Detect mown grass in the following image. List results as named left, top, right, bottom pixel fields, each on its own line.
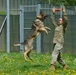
left=0, top=51, right=76, bottom=75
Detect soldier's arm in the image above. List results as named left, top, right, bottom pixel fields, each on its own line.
left=50, top=10, right=58, bottom=27
left=62, top=6, right=68, bottom=33
left=62, top=7, right=67, bottom=23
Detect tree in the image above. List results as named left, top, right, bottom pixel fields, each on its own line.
left=40, top=0, right=76, bottom=6
left=66, top=0, right=76, bottom=6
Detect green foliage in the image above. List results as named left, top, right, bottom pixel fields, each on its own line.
left=0, top=52, right=76, bottom=75
left=66, top=0, right=76, bottom=5
left=40, top=0, right=76, bottom=6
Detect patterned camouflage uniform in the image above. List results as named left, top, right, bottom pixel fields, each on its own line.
left=50, top=10, right=67, bottom=66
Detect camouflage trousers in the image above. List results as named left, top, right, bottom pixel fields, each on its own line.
left=51, top=43, right=65, bottom=66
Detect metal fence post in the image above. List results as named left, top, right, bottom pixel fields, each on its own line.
left=20, top=5, right=24, bottom=52
left=6, top=0, right=10, bottom=53
left=75, top=6, right=76, bottom=15
left=36, top=4, right=41, bottom=53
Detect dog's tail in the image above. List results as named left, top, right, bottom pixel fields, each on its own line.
left=13, top=43, right=21, bottom=46
left=13, top=40, right=26, bottom=47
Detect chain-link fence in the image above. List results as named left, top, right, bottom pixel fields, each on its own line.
left=0, top=0, right=76, bottom=54
left=18, top=5, right=76, bottom=54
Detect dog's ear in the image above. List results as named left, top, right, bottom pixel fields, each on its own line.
left=40, top=11, right=48, bottom=18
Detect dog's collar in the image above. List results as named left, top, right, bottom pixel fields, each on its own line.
left=36, top=17, right=44, bottom=22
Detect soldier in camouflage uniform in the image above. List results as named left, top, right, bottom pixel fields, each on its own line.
left=50, top=6, right=68, bottom=70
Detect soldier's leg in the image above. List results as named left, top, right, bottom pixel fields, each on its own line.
left=57, top=51, right=67, bottom=70
left=50, top=43, right=64, bottom=70
left=50, top=43, right=60, bottom=70
left=51, top=45, right=60, bottom=65
left=57, top=51, right=65, bottom=65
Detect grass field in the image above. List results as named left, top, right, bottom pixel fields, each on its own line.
left=0, top=51, right=76, bottom=75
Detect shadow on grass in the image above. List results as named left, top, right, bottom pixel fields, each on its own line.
left=24, top=64, right=45, bottom=68
left=17, top=64, right=46, bottom=71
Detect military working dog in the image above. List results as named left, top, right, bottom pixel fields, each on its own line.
left=13, top=11, right=51, bottom=61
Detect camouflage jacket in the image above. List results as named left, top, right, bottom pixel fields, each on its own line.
left=50, top=11, right=67, bottom=44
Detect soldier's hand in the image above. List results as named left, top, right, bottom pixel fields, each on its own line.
left=62, top=6, right=66, bottom=12
left=52, top=8, right=56, bottom=13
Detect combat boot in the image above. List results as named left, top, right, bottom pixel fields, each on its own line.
left=49, top=64, right=55, bottom=71
left=63, top=65, right=68, bottom=70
